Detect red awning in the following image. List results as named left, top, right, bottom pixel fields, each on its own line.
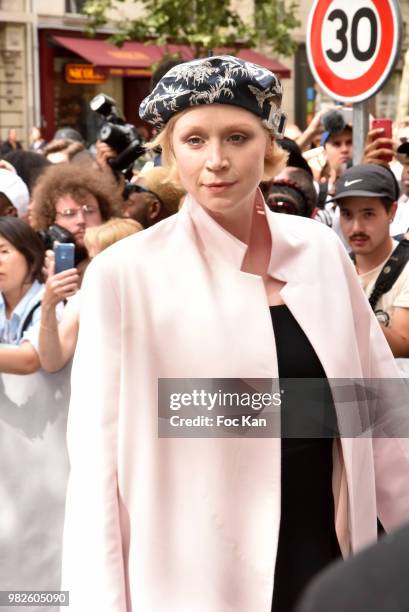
left=53, top=36, right=291, bottom=79
left=53, top=36, right=162, bottom=76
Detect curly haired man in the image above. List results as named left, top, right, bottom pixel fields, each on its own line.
left=30, top=162, right=123, bottom=249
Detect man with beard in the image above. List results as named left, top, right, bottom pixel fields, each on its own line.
left=335, top=164, right=409, bottom=360
left=30, top=162, right=122, bottom=250
left=29, top=162, right=123, bottom=278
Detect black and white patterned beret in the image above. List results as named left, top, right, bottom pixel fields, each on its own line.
left=139, top=55, right=286, bottom=137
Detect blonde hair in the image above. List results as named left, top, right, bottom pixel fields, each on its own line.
left=146, top=110, right=288, bottom=184
left=138, top=166, right=185, bottom=215
left=84, top=217, right=143, bottom=255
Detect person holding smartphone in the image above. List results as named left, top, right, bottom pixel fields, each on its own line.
left=363, top=120, right=396, bottom=167
left=35, top=218, right=142, bottom=373
left=29, top=161, right=123, bottom=279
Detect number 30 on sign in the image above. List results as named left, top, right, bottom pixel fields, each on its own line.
left=306, top=0, right=402, bottom=103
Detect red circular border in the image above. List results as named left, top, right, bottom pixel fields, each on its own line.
left=309, top=0, right=395, bottom=98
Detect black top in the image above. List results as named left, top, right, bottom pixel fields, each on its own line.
left=270, top=305, right=341, bottom=612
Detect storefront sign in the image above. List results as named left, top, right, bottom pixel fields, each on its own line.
left=65, top=64, right=107, bottom=85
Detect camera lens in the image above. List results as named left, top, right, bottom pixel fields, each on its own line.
left=100, top=124, right=113, bottom=140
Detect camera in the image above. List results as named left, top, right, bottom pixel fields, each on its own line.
left=37, top=224, right=87, bottom=266
left=90, top=94, right=146, bottom=176
left=37, top=224, right=75, bottom=251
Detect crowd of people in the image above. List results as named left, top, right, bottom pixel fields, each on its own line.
left=2, top=106, right=408, bottom=380
left=0, top=115, right=187, bottom=375
left=1, top=54, right=409, bottom=612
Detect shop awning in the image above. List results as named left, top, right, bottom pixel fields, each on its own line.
left=53, top=35, right=291, bottom=78
left=53, top=36, right=162, bottom=76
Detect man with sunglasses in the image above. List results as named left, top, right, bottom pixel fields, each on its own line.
left=123, top=167, right=185, bottom=228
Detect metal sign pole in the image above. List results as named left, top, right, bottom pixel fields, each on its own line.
left=353, top=101, right=369, bottom=166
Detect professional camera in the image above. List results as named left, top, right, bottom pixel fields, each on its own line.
left=37, top=224, right=75, bottom=251
left=37, top=224, right=87, bottom=266
left=90, top=93, right=146, bottom=177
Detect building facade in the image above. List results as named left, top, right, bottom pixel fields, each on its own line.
left=0, top=0, right=35, bottom=146
left=1, top=0, right=409, bottom=146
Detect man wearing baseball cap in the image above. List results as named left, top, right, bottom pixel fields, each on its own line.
left=334, top=163, right=409, bottom=363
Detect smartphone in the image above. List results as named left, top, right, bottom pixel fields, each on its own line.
left=371, top=118, right=393, bottom=161
left=54, top=243, right=75, bottom=274
left=372, top=118, right=393, bottom=139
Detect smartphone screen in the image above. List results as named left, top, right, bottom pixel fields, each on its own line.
left=54, top=243, right=75, bottom=274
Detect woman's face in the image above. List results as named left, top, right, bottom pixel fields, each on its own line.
left=172, top=105, right=271, bottom=218
left=0, top=236, right=30, bottom=295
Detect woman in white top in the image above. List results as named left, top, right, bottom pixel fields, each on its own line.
left=0, top=217, right=44, bottom=374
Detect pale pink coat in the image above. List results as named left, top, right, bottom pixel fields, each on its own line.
left=62, top=194, right=409, bottom=612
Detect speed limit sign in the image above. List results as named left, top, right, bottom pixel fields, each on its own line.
left=306, top=0, right=402, bottom=103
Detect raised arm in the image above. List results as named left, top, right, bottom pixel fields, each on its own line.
left=38, top=252, right=80, bottom=372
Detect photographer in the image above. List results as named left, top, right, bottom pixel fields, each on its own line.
left=29, top=162, right=123, bottom=275
left=91, top=94, right=146, bottom=181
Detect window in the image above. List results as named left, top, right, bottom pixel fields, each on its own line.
left=65, top=0, right=87, bottom=14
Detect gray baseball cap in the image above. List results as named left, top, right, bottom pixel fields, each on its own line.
left=330, top=164, right=399, bottom=203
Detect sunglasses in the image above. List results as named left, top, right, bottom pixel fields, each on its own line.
left=123, top=183, right=164, bottom=207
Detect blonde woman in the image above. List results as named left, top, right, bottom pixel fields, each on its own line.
left=36, top=218, right=142, bottom=372
left=62, top=56, right=409, bottom=612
